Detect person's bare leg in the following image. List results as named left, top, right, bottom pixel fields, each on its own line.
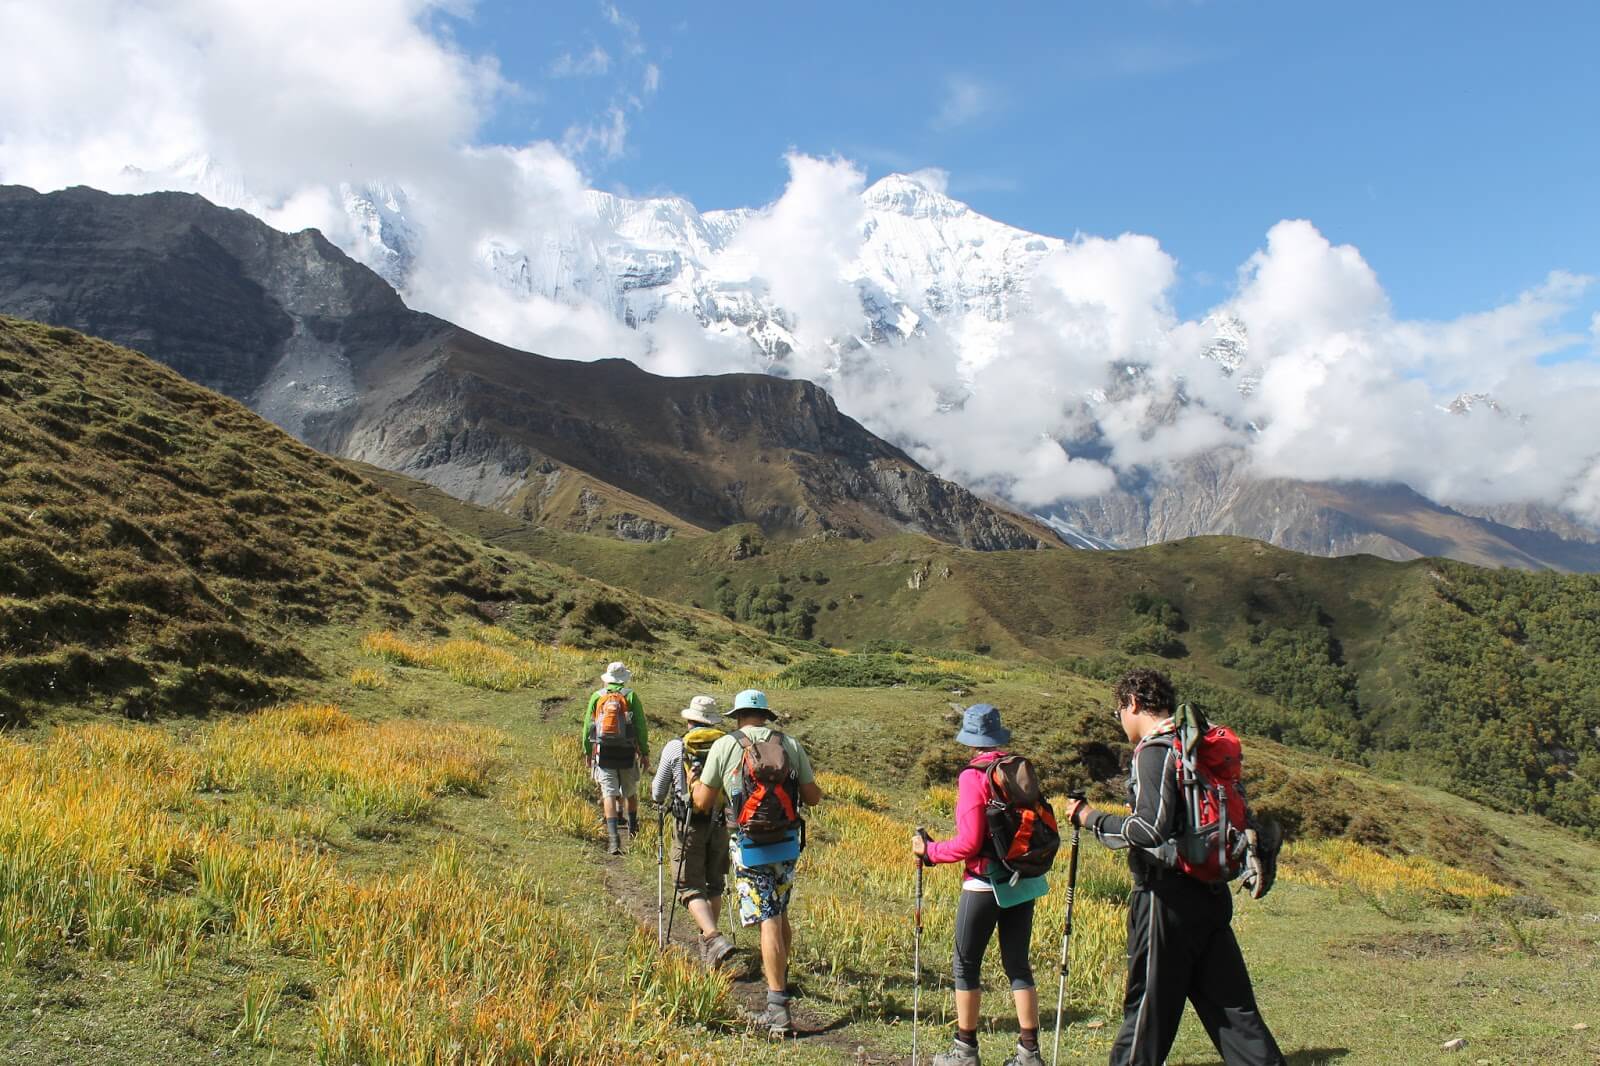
left=955, top=988, right=981, bottom=1031
left=686, top=898, right=718, bottom=938
left=601, top=794, right=617, bottom=820
left=760, top=917, right=788, bottom=992
left=1012, top=985, right=1039, bottom=1030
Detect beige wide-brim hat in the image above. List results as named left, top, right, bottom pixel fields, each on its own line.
left=680, top=695, right=722, bottom=727
left=601, top=661, right=631, bottom=684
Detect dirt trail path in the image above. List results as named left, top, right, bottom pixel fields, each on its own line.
left=552, top=681, right=899, bottom=1062
left=597, top=842, right=896, bottom=1062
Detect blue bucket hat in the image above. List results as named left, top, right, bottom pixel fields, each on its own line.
left=732, top=689, right=776, bottom=719
left=953, top=703, right=1011, bottom=748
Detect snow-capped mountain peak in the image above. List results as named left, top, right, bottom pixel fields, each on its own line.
left=862, top=172, right=969, bottom=219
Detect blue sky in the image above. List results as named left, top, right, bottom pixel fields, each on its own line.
left=452, top=0, right=1597, bottom=326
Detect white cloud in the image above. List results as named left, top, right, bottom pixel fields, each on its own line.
left=643, top=63, right=661, bottom=94
left=933, top=75, right=996, bottom=130
left=551, top=46, right=611, bottom=78
left=562, top=107, right=628, bottom=162
left=720, top=154, right=867, bottom=364
left=601, top=1, right=645, bottom=56
left=0, top=0, right=504, bottom=201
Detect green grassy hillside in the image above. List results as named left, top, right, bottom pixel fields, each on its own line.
left=362, top=470, right=1600, bottom=838
left=4, top=318, right=1599, bottom=1063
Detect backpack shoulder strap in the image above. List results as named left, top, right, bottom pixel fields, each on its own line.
left=1134, top=729, right=1176, bottom=756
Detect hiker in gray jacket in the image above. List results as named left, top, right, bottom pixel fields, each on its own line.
left=651, top=695, right=736, bottom=967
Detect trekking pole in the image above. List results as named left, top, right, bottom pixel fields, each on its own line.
left=656, top=804, right=667, bottom=949
left=664, top=806, right=691, bottom=945
left=1052, top=793, right=1085, bottom=1066
left=912, top=826, right=929, bottom=1066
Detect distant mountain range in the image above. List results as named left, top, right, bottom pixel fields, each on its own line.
left=2, top=179, right=1596, bottom=570
left=0, top=184, right=1051, bottom=552
left=325, top=167, right=1600, bottom=571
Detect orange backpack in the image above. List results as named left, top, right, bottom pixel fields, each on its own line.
left=592, top=689, right=636, bottom=768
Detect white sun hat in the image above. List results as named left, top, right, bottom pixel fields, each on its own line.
left=602, top=661, right=631, bottom=684
left=680, top=695, right=722, bottom=727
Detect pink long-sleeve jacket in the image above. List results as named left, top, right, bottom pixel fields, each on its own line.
left=924, top=750, right=1003, bottom=882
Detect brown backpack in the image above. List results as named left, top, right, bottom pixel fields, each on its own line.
left=973, top=754, right=1061, bottom=882
left=733, top=730, right=802, bottom=843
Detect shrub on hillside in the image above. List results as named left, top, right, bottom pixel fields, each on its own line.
left=776, top=653, right=971, bottom=690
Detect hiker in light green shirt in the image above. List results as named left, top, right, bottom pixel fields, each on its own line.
left=692, top=689, right=821, bottom=1037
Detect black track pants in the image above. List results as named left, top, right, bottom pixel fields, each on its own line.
left=1109, top=877, right=1284, bottom=1066
left=952, top=887, right=1035, bottom=991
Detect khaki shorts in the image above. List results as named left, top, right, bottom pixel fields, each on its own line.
left=670, top=817, right=730, bottom=904
left=591, top=764, right=640, bottom=800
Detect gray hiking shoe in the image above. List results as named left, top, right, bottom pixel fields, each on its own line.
left=932, top=1038, right=981, bottom=1066
left=1002, top=1044, right=1044, bottom=1066
left=751, top=1001, right=791, bottom=1037
left=606, top=830, right=622, bottom=855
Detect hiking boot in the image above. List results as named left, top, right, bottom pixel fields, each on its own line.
left=699, top=932, right=736, bottom=969
left=606, top=829, right=622, bottom=855
left=751, top=1001, right=791, bottom=1037
left=627, top=812, right=639, bottom=836
left=932, top=1038, right=981, bottom=1066
left=1002, top=1044, right=1044, bottom=1066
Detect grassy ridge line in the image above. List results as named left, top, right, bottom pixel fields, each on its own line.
left=0, top=316, right=811, bottom=727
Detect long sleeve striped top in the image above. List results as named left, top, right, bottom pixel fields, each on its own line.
left=651, top=738, right=685, bottom=806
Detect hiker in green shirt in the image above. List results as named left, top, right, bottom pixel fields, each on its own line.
left=583, top=661, right=648, bottom=855
left=692, top=689, right=822, bottom=1037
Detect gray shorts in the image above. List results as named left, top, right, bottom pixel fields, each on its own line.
left=591, top=763, right=640, bottom=800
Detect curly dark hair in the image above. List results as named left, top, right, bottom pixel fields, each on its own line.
left=1114, top=667, right=1176, bottom=715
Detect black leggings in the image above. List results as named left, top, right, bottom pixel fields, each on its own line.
left=952, top=888, right=1036, bottom=991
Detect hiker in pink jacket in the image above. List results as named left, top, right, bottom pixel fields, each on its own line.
left=911, top=704, right=1043, bottom=1066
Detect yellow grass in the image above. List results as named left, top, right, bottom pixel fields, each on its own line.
left=198, top=703, right=500, bottom=821
left=709, top=666, right=790, bottom=692
left=515, top=738, right=602, bottom=841
left=348, top=667, right=387, bottom=690
left=0, top=712, right=728, bottom=1063
left=1281, top=837, right=1510, bottom=903
left=815, top=771, right=889, bottom=810
left=361, top=630, right=545, bottom=690
left=793, top=777, right=1130, bottom=1022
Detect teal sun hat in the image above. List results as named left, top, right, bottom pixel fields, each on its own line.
left=953, top=703, right=1011, bottom=747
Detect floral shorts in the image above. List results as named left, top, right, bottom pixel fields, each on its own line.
left=732, top=859, right=798, bottom=928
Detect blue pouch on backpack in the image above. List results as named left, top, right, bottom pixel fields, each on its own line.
left=734, top=832, right=800, bottom=866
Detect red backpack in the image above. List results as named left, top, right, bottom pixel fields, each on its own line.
left=1138, top=703, right=1250, bottom=883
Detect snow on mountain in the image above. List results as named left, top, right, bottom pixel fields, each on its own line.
left=334, top=171, right=1064, bottom=371
left=340, top=181, right=416, bottom=290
